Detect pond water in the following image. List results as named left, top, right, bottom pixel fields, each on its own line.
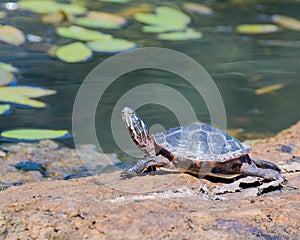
left=0, top=0, right=300, bottom=159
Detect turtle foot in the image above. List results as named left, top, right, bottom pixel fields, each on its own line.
left=261, top=170, right=288, bottom=185
left=241, top=163, right=288, bottom=184
left=120, top=169, right=138, bottom=179
left=275, top=173, right=288, bottom=185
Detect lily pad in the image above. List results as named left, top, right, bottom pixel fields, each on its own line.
left=143, top=23, right=186, bottom=33
left=0, top=129, right=70, bottom=141
left=117, top=4, right=153, bottom=18
left=19, top=0, right=59, bottom=14
left=0, top=25, right=25, bottom=46
left=0, top=86, right=56, bottom=108
left=236, top=24, right=279, bottom=34
left=135, top=7, right=190, bottom=26
left=0, top=62, right=19, bottom=73
left=58, top=4, right=87, bottom=15
left=182, top=2, right=213, bottom=15
left=54, top=42, right=93, bottom=63
left=19, top=1, right=87, bottom=15
left=272, top=15, right=300, bottom=32
left=0, top=104, right=11, bottom=115
left=134, top=13, right=169, bottom=26
left=57, top=26, right=112, bottom=41
left=0, top=11, right=6, bottom=19
left=157, top=29, right=202, bottom=41
left=156, top=6, right=191, bottom=25
left=87, top=38, right=137, bottom=53
left=74, top=11, right=127, bottom=29
left=0, top=68, right=14, bottom=86
left=42, top=11, right=68, bottom=24
left=98, top=0, right=131, bottom=3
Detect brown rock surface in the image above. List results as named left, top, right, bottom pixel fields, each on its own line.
left=0, top=141, right=121, bottom=187
left=1, top=121, right=300, bottom=239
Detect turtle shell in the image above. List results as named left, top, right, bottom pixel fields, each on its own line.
left=153, top=124, right=251, bottom=162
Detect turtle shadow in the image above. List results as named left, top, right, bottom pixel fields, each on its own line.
left=144, top=169, right=243, bottom=184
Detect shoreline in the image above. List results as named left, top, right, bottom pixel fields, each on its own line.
left=0, top=121, right=300, bottom=239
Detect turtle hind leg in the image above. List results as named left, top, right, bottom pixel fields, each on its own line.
left=252, top=159, right=282, bottom=172
left=121, top=155, right=169, bottom=178
left=240, top=163, right=288, bottom=184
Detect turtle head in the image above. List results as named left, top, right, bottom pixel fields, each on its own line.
left=122, top=107, right=155, bottom=155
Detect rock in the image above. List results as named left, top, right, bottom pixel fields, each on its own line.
left=0, top=121, right=300, bottom=239
left=0, top=172, right=299, bottom=239
left=0, top=140, right=121, bottom=186
left=281, top=162, right=300, bottom=172
left=0, top=210, right=6, bottom=235
left=0, top=150, right=6, bottom=157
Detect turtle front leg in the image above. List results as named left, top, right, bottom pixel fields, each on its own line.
left=251, top=159, right=282, bottom=172
left=240, top=163, right=288, bottom=184
left=121, top=155, right=170, bottom=178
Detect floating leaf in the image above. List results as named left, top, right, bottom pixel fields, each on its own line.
left=48, top=45, right=60, bottom=58
left=0, top=86, right=56, bottom=108
left=0, top=68, right=14, bottom=86
left=42, top=11, right=68, bottom=24
left=0, top=25, right=25, bottom=46
left=0, top=104, right=11, bottom=115
left=117, top=4, right=153, bottom=18
left=98, top=0, right=131, bottom=3
left=58, top=4, right=87, bottom=15
left=19, top=1, right=87, bottom=15
left=0, top=62, right=19, bottom=73
left=135, top=6, right=190, bottom=26
left=19, top=0, right=59, bottom=14
left=57, top=26, right=112, bottom=41
left=271, top=15, right=300, bottom=32
left=0, top=129, right=70, bottom=141
left=0, top=11, right=7, bottom=19
left=74, top=11, right=126, bottom=29
left=135, top=13, right=169, bottom=26
left=157, top=29, right=202, bottom=41
left=54, top=42, right=93, bottom=63
left=156, top=6, right=191, bottom=25
left=236, top=24, right=279, bottom=34
left=134, top=6, right=191, bottom=34
left=182, top=2, right=213, bottom=15
left=87, top=38, right=137, bottom=53
left=255, top=83, right=284, bottom=95
left=143, top=23, right=186, bottom=33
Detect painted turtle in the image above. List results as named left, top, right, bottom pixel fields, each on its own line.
left=121, top=107, right=287, bottom=183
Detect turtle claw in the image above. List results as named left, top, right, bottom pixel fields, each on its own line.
left=265, top=171, right=288, bottom=185
left=120, top=169, right=137, bottom=179
left=276, top=173, right=288, bottom=185
left=241, top=163, right=288, bottom=184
